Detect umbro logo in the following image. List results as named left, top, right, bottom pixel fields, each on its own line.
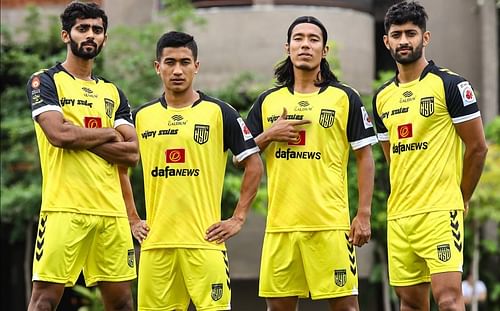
left=172, top=115, right=183, bottom=121
left=403, top=91, right=413, bottom=97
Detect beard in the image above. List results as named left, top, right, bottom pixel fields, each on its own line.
left=69, top=37, right=103, bottom=60
left=391, top=42, right=423, bottom=64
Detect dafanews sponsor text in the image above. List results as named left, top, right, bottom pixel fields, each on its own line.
left=151, top=166, right=200, bottom=178
left=392, top=141, right=428, bottom=154
left=275, top=147, right=321, bottom=160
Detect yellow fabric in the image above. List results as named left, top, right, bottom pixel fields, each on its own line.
left=138, top=248, right=231, bottom=311
left=259, top=230, right=358, bottom=299
left=32, top=212, right=136, bottom=287
left=388, top=210, right=464, bottom=286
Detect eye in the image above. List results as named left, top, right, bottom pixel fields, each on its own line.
left=92, top=26, right=104, bottom=34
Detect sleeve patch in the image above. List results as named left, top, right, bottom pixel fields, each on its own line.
left=361, top=106, right=373, bottom=129
left=457, top=81, right=476, bottom=106
left=237, top=117, right=254, bottom=141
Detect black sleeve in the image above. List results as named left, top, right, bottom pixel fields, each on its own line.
left=345, top=88, right=377, bottom=145
left=27, top=71, right=60, bottom=119
left=245, top=94, right=265, bottom=137
left=114, top=87, right=133, bottom=125
left=442, top=74, right=480, bottom=122
left=372, top=92, right=388, bottom=136
left=221, top=102, right=258, bottom=160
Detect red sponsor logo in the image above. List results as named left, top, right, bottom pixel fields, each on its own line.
left=288, top=130, right=306, bottom=146
left=84, top=117, right=102, bottom=128
left=31, top=76, right=40, bottom=88
left=465, top=89, right=474, bottom=100
left=165, top=149, right=185, bottom=163
left=398, top=123, right=412, bottom=139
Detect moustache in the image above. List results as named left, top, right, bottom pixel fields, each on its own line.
left=81, top=41, right=97, bottom=48
left=396, top=45, right=412, bottom=52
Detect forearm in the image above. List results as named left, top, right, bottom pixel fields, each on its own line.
left=52, top=124, right=118, bottom=149
left=90, top=141, right=139, bottom=167
left=232, top=154, right=263, bottom=221
left=119, top=166, right=141, bottom=225
left=461, top=145, right=488, bottom=203
left=356, top=147, right=375, bottom=216
left=254, top=131, right=273, bottom=152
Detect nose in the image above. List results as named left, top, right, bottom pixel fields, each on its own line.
left=173, top=63, right=183, bottom=75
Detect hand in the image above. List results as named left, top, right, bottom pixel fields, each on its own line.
left=463, top=201, right=469, bottom=219
left=131, top=219, right=149, bottom=244
left=113, top=129, right=125, bottom=142
left=268, top=107, right=311, bottom=142
left=205, top=216, right=245, bottom=244
left=349, top=212, right=371, bottom=247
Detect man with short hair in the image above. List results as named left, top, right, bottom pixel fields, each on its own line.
left=27, top=2, right=139, bottom=310
left=373, top=1, right=488, bottom=310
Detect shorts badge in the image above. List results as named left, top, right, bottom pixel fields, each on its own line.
left=334, top=269, right=347, bottom=287
left=437, top=244, right=451, bottom=262
left=211, top=283, right=223, bottom=301
left=127, top=249, right=135, bottom=268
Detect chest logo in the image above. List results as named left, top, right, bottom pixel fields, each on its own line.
left=420, top=97, right=434, bottom=117
left=165, top=149, right=185, bottom=163
left=193, top=124, right=209, bottom=144
left=84, top=116, right=102, bottom=128
left=104, top=98, right=114, bottom=118
left=397, top=123, right=413, bottom=139
left=319, top=109, right=335, bottom=128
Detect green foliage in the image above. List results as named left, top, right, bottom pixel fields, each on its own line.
left=0, top=6, right=66, bottom=243
left=485, top=115, right=500, bottom=144
left=160, top=0, right=206, bottom=31
left=73, top=286, right=104, bottom=311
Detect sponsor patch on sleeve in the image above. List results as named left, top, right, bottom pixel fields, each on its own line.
left=361, top=107, right=373, bottom=129
left=457, top=81, right=476, bottom=106
left=237, top=117, right=253, bottom=141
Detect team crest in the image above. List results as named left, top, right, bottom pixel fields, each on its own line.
left=319, top=109, right=335, bottom=128
left=194, top=124, right=210, bottom=144
left=127, top=249, right=135, bottom=268
left=437, top=244, right=451, bottom=262
left=211, top=283, right=223, bottom=301
left=334, top=269, right=347, bottom=287
left=420, top=97, right=434, bottom=117
left=104, top=98, right=115, bottom=118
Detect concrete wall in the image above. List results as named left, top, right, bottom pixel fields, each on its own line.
left=166, top=5, right=376, bottom=94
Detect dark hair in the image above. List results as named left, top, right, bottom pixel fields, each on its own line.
left=384, top=1, right=428, bottom=33
left=287, top=16, right=328, bottom=47
left=156, top=31, right=198, bottom=61
left=60, top=1, right=108, bottom=33
left=275, top=16, right=338, bottom=88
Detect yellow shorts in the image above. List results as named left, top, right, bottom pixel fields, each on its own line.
left=388, top=210, right=464, bottom=286
left=32, top=211, right=136, bottom=287
left=259, top=230, right=358, bottom=300
left=138, top=248, right=231, bottom=311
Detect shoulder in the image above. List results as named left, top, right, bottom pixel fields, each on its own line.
left=428, top=63, right=468, bottom=85
left=133, top=97, right=162, bottom=118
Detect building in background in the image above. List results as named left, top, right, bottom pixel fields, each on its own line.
left=1, top=1, right=498, bottom=310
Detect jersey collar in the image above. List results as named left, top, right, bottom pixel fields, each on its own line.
left=159, top=90, right=204, bottom=109
left=56, top=62, right=99, bottom=82
left=394, top=60, right=435, bottom=86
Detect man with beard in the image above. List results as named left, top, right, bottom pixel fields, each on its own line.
left=26, top=2, right=138, bottom=310
left=373, top=1, right=488, bottom=310
left=244, top=16, right=377, bottom=310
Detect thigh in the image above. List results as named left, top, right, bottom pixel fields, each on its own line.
left=388, top=217, right=429, bottom=286
left=99, top=281, right=133, bottom=311
left=181, top=249, right=231, bottom=311
left=138, top=248, right=190, bottom=311
left=300, top=231, right=358, bottom=301
left=413, top=210, right=464, bottom=276
left=84, top=216, right=136, bottom=287
left=32, top=212, right=94, bottom=286
left=431, top=271, right=464, bottom=309
left=259, top=232, right=308, bottom=298
left=28, top=281, right=66, bottom=311
left=394, top=283, right=431, bottom=311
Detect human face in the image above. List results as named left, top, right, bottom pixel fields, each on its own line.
left=384, top=22, right=430, bottom=65
left=62, top=18, right=106, bottom=60
left=155, top=47, right=199, bottom=94
left=286, top=23, right=327, bottom=71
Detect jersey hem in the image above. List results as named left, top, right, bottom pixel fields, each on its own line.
left=40, top=208, right=128, bottom=218
left=387, top=206, right=463, bottom=221
left=265, top=225, right=351, bottom=233
left=141, top=243, right=226, bottom=251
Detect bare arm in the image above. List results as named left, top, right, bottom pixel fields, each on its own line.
left=380, top=141, right=391, bottom=165
left=119, top=166, right=149, bottom=243
left=349, top=145, right=375, bottom=247
left=206, top=153, right=263, bottom=244
left=90, top=124, right=139, bottom=167
left=454, top=117, right=488, bottom=216
left=37, top=111, right=120, bottom=149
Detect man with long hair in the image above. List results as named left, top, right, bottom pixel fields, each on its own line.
left=245, top=16, right=377, bottom=311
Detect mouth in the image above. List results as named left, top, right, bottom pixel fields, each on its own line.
left=298, top=53, right=313, bottom=58
left=170, top=79, right=185, bottom=84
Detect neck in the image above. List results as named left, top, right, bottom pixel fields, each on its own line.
left=396, top=57, right=428, bottom=84
left=165, top=88, right=199, bottom=108
left=61, top=53, right=94, bottom=81
left=293, top=68, right=321, bottom=93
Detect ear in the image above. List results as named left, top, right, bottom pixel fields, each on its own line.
left=285, top=42, right=290, bottom=55
left=61, top=30, right=70, bottom=44
left=322, top=45, right=329, bottom=57
left=422, top=30, right=431, bottom=47
left=383, top=35, right=390, bottom=50
left=154, top=60, right=160, bottom=75
left=194, top=60, right=200, bottom=74
left=101, top=33, right=108, bottom=48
